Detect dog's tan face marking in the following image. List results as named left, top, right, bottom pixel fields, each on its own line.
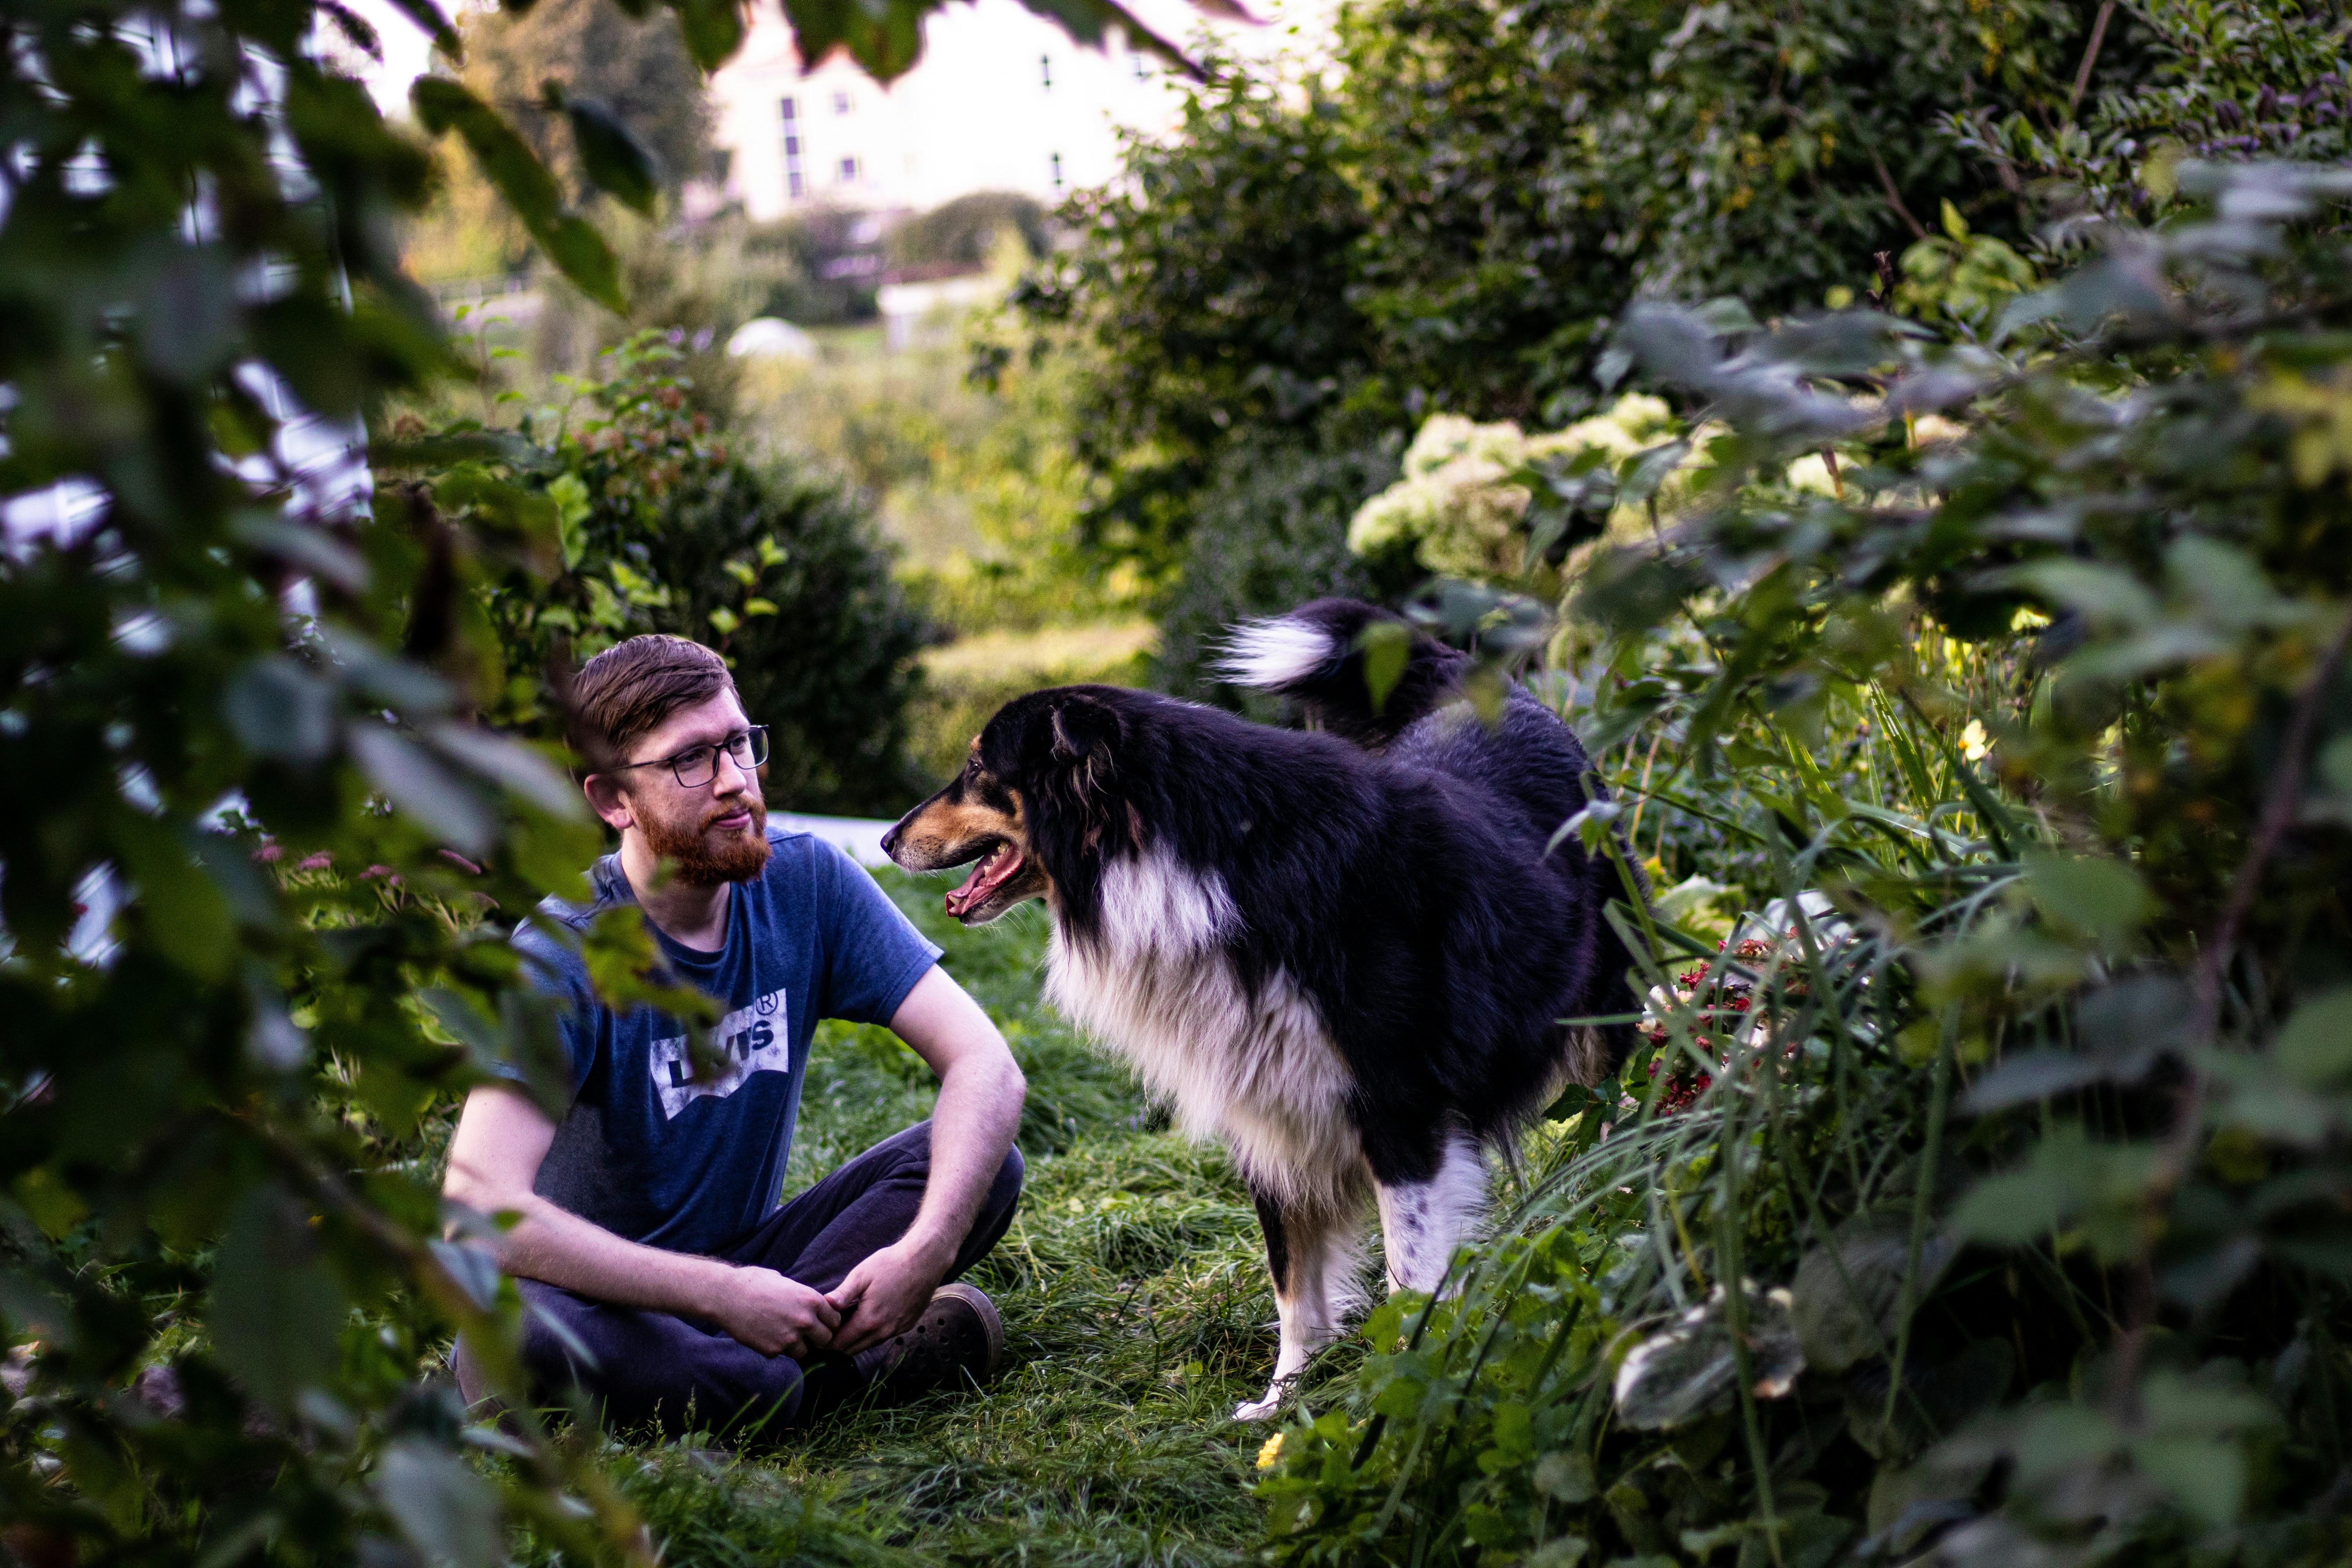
left=884, top=742, right=1052, bottom=923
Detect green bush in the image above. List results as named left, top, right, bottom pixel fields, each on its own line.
left=889, top=191, right=1050, bottom=270
left=1949, top=0, right=2351, bottom=225
left=525, top=215, right=802, bottom=416
left=743, top=207, right=885, bottom=326
left=1332, top=0, right=2119, bottom=415
left=1256, top=161, right=2352, bottom=1565
left=1151, top=437, right=1416, bottom=700
left=0, top=9, right=713, bottom=1559
left=449, top=336, right=934, bottom=816
left=0, top=0, right=1241, bottom=1558
left=1013, top=0, right=2164, bottom=691
left=996, top=57, right=1385, bottom=635
left=742, top=335, right=1115, bottom=620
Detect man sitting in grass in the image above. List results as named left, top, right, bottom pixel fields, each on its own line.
left=443, top=633, right=1027, bottom=1441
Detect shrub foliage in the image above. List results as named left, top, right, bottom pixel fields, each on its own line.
left=1255, top=163, right=2352, bottom=1565
left=448, top=336, right=933, bottom=816
left=1016, top=0, right=2086, bottom=681
left=0, top=0, right=1213, bottom=1561
left=1016, top=0, right=2345, bottom=692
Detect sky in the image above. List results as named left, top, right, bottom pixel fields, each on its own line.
left=335, top=0, right=443, bottom=116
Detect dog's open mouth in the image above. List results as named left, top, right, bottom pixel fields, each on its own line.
left=944, top=840, right=1025, bottom=918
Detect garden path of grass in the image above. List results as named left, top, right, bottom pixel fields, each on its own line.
left=614, top=866, right=1294, bottom=1567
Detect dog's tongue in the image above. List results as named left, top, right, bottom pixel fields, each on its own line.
left=944, top=845, right=1022, bottom=917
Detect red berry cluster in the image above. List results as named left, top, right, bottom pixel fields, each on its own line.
left=1635, top=935, right=1789, bottom=1114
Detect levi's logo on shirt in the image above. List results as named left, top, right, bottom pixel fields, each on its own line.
left=649, top=987, right=788, bottom=1120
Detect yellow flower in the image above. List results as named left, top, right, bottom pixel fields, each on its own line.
left=1960, top=719, right=1993, bottom=762
left=1256, top=1432, right=1286, bottom=1470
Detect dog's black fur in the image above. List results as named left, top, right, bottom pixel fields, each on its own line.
left=884, top=598, right=1639, bottom=1414
left=1033, top=621, right=1632, bottom=1170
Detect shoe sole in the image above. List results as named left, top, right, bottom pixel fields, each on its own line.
left=933, top=1282, right=1004, bottom=1379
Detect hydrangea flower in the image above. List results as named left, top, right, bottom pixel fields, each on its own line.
left=1346, top=394, right=1691, bottom=581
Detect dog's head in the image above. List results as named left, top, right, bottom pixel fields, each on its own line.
left=880, top=686, right=1133, bottom=924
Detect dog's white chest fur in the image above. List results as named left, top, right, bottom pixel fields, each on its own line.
left=1045, top=851, right=1361, bottom=1204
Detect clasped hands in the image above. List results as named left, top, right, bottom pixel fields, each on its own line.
left=704, top=1234, right=949, bottom=1359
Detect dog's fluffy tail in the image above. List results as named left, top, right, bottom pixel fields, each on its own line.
left=1216, top=598, right=1468, bottom=748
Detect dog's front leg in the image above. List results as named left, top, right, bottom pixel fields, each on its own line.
left=1235, top=1186, right=1355, bottom=1421
left=1372, top=1136, right=1488, bottom=1296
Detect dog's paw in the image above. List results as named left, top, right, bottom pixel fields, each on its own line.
left=1232, top=1390, right=1284, bottom=1422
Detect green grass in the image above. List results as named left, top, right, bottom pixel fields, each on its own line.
left=612, top=868, right=1283, bottom=1567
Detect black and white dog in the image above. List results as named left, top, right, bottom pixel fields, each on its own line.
left=880, top=599, right=1637, bottom=1419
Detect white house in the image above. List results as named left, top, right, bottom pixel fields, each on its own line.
left=338, top=0, right=1332, bottom=225
left=704, top=0, right=1334, bottom=223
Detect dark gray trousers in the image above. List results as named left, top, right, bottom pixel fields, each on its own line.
left=517, top=1120, right=1023, bottom=1440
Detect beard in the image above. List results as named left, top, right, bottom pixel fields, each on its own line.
left=638, top=793, right=772, bottom=886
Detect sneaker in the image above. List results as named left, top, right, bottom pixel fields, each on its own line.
left=804, top=1283, right=1004, bottom=1420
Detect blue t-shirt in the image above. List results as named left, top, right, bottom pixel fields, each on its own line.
left=510, top=829, right=941, bottom=1258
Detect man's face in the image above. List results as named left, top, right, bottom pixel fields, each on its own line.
left=588, top=689, right=771, bottom=887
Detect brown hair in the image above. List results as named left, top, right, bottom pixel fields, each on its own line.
left=568, top=635, right=736, bottom=766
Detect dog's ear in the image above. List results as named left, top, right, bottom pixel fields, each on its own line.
left=1042, top=695, right=1127, bottom=851
left=1049, top=695, right=1119, bottom=764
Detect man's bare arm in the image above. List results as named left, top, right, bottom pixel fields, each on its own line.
left=824, top=964, right=1027, bottom=1354
left=442, top=1084, right=840, bottom=1357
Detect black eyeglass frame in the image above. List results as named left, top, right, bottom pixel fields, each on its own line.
left=602, top=726, right=770, bottom=789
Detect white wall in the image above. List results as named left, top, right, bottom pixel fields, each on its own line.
left=708, top=0, right=1334, bottom=223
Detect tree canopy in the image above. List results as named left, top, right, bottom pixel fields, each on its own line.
left=461, top=0, right=713, bottom=198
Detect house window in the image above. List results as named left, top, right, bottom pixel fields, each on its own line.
left=1049, top=151, right=1063, bottom=189
left=838, top=156, right=858, bottom=183
left=780, top=96, right=804, bottom=199
left=832, top=90, right=852, bottom=115
left=1040, top=53, right=1052, bottom=89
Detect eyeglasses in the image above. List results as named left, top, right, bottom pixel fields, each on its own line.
left=606, top=726, right=769, bottom=789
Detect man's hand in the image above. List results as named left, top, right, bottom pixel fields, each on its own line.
left=705, top=1264, right=841, bottom=1358
left=825, top=966, right=1023, bottom=1357
left=824, top=1237, right=952, bottom=1356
